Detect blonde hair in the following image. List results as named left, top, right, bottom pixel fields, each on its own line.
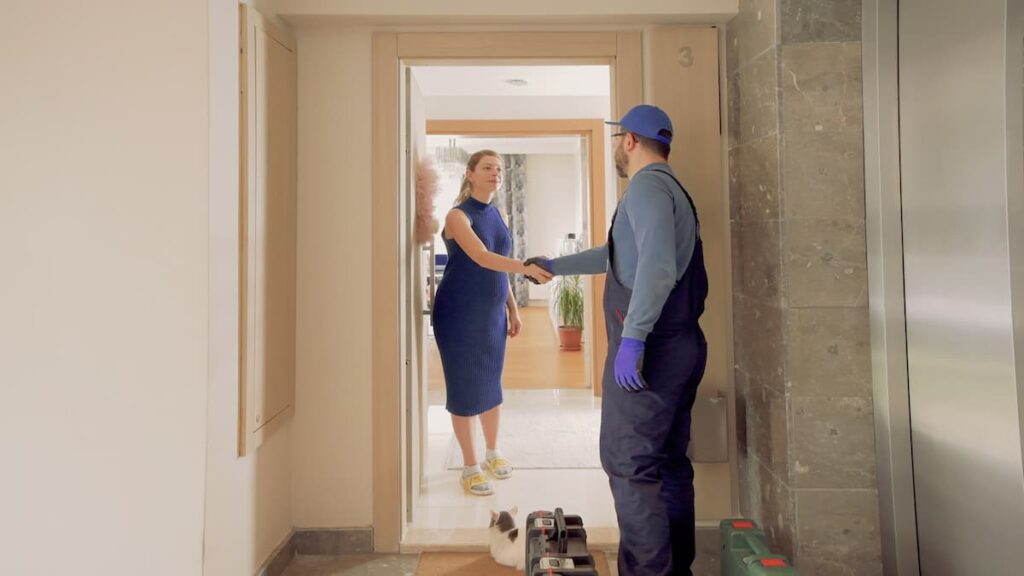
left=454, top=149, right=502, bottom=206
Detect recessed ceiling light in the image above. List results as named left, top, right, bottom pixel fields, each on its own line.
left=505, top=78, right=529, bottom=86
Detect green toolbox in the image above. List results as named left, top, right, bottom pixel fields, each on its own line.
left=720, top=519, right=800, bottom=576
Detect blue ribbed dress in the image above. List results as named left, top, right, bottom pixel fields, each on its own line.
left=431, top=197, right=511, bottom=417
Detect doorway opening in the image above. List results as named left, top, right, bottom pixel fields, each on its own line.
left=374, top=30, right=728, bottom=554
left=424, top=133, right=590, bottom=396
left=401, top=64, right=618, bottom=549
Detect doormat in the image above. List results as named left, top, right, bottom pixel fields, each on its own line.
left=444, top=406, right=602, bottom=470
left=415, top=551, right=610, bottom=576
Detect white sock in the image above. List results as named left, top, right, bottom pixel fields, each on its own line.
left=463, top=464, right=482, bottom=478
left=486, top=449, right=502, bottom=461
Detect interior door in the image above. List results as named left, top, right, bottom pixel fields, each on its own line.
left=239, top=4, right=296, bottom=455
left=576, top=134, right=596, bottom=395
left=400, top=65, right=428, bottom=527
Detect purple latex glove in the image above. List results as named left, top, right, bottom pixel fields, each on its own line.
left=614, top=337, right=647, bottom=391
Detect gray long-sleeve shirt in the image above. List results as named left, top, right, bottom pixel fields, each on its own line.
left=551, top=163, right=697, bottom=341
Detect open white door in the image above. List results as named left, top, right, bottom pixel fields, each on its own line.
left=239, top=4, right=297, bottom=456
left=576, top=134, right=595, bottom=394
left=399, top=65, right=428, bottom=530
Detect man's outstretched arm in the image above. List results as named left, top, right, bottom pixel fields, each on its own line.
left=530, top=245, right=609, bottom=276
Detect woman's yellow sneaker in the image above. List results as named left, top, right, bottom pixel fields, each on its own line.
left=485, top=456, right=513, bottom=480
left=461, top=471, right=493, bottom=496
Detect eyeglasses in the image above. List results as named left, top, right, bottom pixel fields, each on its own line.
left=611, top=132, right=626, bottom=138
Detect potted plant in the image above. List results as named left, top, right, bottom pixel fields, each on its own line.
left=552, top=274, right=584, bottom=351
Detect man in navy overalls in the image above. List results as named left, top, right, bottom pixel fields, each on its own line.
left=529, top=104, right=708, bottom=575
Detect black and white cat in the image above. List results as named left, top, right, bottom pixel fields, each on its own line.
left=488, top=506, right=525, bottom=571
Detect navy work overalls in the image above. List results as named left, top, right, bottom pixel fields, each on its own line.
left=599, top=170, right=709, bottom=576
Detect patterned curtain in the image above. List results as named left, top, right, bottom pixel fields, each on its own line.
left=499, top=154, right=529, bottom=307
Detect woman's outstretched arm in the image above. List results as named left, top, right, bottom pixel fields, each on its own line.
left=445, top=209, right=552, bottom=282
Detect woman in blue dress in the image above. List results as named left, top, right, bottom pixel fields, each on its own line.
left=432, top=150, right=552, bottom=496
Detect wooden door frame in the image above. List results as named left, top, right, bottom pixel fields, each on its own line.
left=426, top=118, right=607, bottom=399
left=372, top=31, right=641, bottom=552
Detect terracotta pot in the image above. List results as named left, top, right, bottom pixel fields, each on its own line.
left=558, top=327, right=582, bottom=351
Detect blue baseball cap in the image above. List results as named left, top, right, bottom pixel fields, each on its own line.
left=606, top=104, right=673, bottom=145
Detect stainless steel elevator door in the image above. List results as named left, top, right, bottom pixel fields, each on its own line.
left=899, top=1, right=1024, bottom=574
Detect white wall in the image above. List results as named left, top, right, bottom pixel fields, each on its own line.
left=526, top=155, right=583, bottom=300
left=0, top=2, right=209, bottom=574
left=427, top=95, right=618, bottom=238
left=292, top=26, right=376, bottom=528
left=426, top=96, right=610, bottom=120
left=204, top=2, right=294, bottom=574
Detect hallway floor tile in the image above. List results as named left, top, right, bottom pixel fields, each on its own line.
left=281, top=554, right=418, bottom=576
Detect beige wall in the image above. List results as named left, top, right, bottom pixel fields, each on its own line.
left=0, top=2, right=209, bottom=574
left=293, top=22, right=736, bottom=532
left=204, top=1, right=295, bottom=574
left=290, top=25, right=615, bottom=532
left=1, top=5, right=748, bottom=573
left=292, top=26, right=376, bottom=528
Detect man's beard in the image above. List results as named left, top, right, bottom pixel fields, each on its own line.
left=614, top=148, right=628, bottom=178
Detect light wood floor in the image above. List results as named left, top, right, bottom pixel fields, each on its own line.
left=427, top=304, right=586, bottom=391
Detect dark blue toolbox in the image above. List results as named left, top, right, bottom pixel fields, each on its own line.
left=525, top=508, right=599, bottom=575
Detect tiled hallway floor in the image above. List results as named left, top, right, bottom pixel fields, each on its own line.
left=281, top=554, right=419, bottom=576
left=406, top=389, right=619, bottom=549
left=280, top=546, right=722, bottom=576
left=279, top=552, right=621, bottom=576
left=284, top=393, right=720, bottom=575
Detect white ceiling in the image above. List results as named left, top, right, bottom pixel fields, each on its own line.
left=412, top=65, right=611, bottom=97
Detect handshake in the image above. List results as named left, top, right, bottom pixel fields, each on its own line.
left=522, top=257, right=554, bottom=285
